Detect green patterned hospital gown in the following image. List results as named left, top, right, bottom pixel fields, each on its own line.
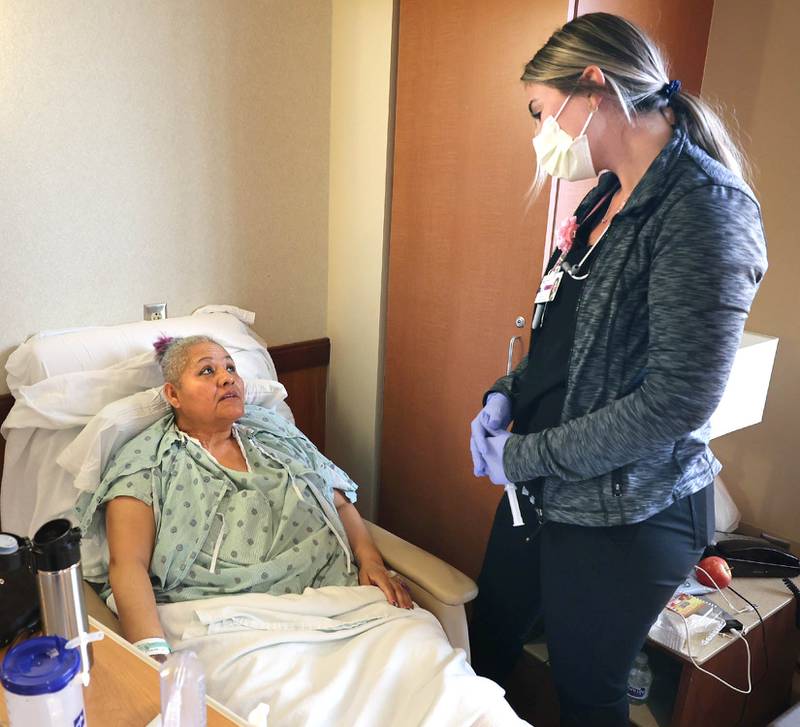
left=76, top=406, right=359, bottom=603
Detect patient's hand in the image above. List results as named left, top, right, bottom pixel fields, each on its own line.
left=358, top=559, right=413, bottom=610
left=332, top=489, right=413, bottom=609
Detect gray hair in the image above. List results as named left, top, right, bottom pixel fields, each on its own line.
left=522, top=12, right=750, bottom=196
left=153, top=335, right=222, bottom=385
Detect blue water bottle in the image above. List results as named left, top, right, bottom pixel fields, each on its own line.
left=1, top=635, right=86, bottom=726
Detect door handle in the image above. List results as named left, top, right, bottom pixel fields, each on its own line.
left=506, top=335, right=522, bottom=375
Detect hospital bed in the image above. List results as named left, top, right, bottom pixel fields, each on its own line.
left=0, top=309, right=526, bottom=726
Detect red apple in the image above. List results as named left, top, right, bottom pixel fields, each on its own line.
left=695, top=556, right=732, bottom=589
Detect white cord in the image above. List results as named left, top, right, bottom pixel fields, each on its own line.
left=505, top=484, right=524, bottom=526
left=562, top=235, right=605, bottom=280
left=209, top=513, right=225, bottom=575
left=694, top=565, right=754, bottom=615
left=247, top=430, right=353, bottom=574
left=678, top=611, right=752, bottom=694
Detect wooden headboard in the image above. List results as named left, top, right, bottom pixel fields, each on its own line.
left=0, top=338, right=330, bottom=515
left=267, top=337, right=330, bottom=450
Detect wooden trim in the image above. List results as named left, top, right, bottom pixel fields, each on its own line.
left=268, top=338, right=330, bottom=452
left=270, top=338, right=330, bottom=375
left=278, top=364, right=327, bottom=452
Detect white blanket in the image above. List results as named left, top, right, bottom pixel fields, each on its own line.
left=157, top=586, right=528, bottom=727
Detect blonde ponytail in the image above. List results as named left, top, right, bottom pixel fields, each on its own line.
left=668, top=90, right=751, bottom=184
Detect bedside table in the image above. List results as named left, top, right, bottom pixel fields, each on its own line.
left=640, top=574, right=800, bottom=727
left=0, top=617, right=246, bottom=726
left=514, top=575, right=800, bottom=727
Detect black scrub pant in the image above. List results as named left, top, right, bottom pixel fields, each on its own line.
left=469, top=485, right=714, bottom=727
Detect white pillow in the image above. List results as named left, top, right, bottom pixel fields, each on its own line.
left=58, top=379, right=289, bottom=494
left=5, top=311, right=275, bottom=395
left=713, top=475, right=741, bottom=533
left=6, top=352, right=163, bottom=431
left=3, top=339, right=282, bottom=435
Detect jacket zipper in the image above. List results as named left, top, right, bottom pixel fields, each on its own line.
left=566, top=214, right=622, bottom=508
left=612, top=469, right=624, bottom=497
left=546, top=196, right=624, bottom=519
left=559, top=206, right=620, bottom=423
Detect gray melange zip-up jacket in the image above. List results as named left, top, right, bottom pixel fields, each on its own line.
left=490, top=129, right=767, bottom=527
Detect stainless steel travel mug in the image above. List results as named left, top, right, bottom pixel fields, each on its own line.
left=32, top=518, right=93, bottom=669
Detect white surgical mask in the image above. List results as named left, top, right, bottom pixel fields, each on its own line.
left=532, top=94, right=596, bottom=181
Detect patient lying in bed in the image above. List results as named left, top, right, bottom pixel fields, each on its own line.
left=70, top=334, right=525, bottom=725
left=75, top=335, right=411, bottom=653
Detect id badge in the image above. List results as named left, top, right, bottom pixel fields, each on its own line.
left=534, top=270, right=563, bottom=305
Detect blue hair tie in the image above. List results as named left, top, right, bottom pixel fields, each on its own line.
left=661, top=79, right=682, bottom=100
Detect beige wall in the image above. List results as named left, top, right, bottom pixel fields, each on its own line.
left=326, top=0, right=395, bottom=519
left=0, top=0, right=331, bottom=394
left=703, top=0, right=800, bottom=542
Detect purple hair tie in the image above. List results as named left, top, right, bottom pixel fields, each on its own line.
left=153, top=335, right=175, bottom=360
left=661, top=79, right=682, bottom=100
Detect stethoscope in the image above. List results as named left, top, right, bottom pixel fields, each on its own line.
left=557, top=187, right=624, bottom=279
left=559, top=235, right=606, bottom=280
left=532, top=189, right=622, bottom=328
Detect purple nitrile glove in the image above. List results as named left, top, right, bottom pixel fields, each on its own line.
left=470, top=434, right=488, bottom=477
left=469, top=393, right=512, bottom=477
left=481, top=393, right=512, bottom=431
left=476, top=430, right=512, bottom=486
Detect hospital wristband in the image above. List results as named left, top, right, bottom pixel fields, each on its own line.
left=133, top=637, right=172, bottom=658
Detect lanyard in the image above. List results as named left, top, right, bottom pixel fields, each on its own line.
left=533, top=189, right=617, bottom=329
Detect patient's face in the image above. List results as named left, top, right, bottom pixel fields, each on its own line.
left=165, top=342, right=245, bottom=429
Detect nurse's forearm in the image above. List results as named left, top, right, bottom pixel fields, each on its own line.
left=109, top=561, right=165, bottom=643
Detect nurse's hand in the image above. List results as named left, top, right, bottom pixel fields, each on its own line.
left=480, top=393, right=512, bottom=430
left=475, top=430, right=512, bottom=486
left=470, top=435, right=488, bottom=477
left=470, top=393, right=511, bottom=476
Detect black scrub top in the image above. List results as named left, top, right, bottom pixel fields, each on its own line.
left=511, top=189, right=617, bottom=507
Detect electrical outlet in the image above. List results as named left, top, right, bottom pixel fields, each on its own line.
left=143, top=303, right=167, bottom=321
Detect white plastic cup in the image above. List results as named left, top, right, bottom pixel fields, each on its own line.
left=160, top=650, right=206, bottom=727
left=1, top=635, right=86, bottom=726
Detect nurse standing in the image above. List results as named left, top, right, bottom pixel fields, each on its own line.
left=468, top=13, right=767, bottom=727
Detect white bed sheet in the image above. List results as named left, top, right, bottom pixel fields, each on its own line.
left=158, top=586, right=528, bottom=727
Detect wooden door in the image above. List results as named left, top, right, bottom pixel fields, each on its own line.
left=379, top=0, right=714, bottom=580
left=379, top=0, right=568, bottom=578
